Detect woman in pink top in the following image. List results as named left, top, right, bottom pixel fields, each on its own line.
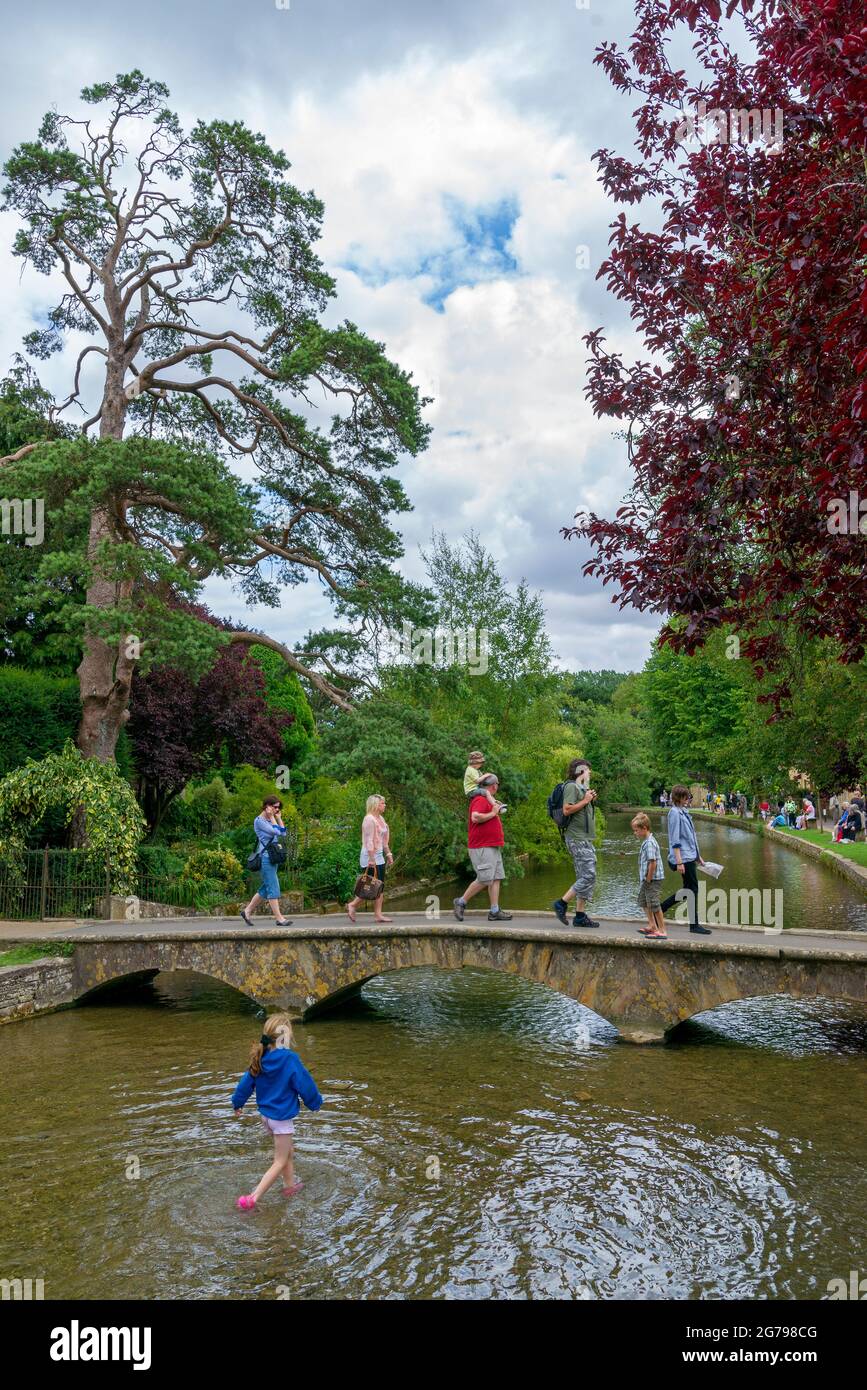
left=346, top=794, right=394, bottom=923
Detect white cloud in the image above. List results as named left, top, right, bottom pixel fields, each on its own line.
left=1, top=25, right=653, bottom=674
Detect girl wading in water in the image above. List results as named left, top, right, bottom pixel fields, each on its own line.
left=241, top=795, right=292, bottom=926
left=232, top=1014, right=323, bottom=1210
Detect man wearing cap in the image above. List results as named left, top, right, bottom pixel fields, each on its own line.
left=453, top=773, right=512, bottom=922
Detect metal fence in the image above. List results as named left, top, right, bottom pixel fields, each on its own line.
left=0, top=849, right=111, bottom=921
left=0, top=840, right=304, bottom=921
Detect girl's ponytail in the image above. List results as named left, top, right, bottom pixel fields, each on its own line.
left=248, top=1012, right=295, bottom=1077
left=248, top=1038, right=267, bottom=1078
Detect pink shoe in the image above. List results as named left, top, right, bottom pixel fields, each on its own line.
left=235, top=1193, right=257, bottom=1210
left=282, top=1181, right=304, bottom=1197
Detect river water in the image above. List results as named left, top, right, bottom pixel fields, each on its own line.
left=1, top=813, right=865, bottom=1301
left=391, top=812, right=867, bottom=932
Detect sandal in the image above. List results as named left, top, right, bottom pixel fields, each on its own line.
left=645, top=932, right=668, bottom=940
left=235, top=1193, right=257, bottom=1210
left=282, top=1181, right=305, bottom=1197
left=374, top=915, right=393, bottom=924
left=346, top=903, right=356, bottom=923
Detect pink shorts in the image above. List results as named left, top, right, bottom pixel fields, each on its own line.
left=261, top=1116, right=295, bottom=1136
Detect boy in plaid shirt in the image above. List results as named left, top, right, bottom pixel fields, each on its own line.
left=631, top=813, right=666, bottom=939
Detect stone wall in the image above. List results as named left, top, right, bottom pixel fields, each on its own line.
left=108, top=891, right=305, bottom=921
left=0, top=955, right=75, bottom=1024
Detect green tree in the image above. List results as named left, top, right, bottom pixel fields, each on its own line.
left=566, top=670, right=625, bottom=706
left=642, top=634, right=747, bottom=787
left=0, top=668, right=79, bottom=776
left=249, top=644, right=316, bottom=783
left=2, top=71, right=429, bottom=760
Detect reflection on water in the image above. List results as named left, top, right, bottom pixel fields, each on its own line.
left=389, top=812, right=867, bottom=932
left=0, top=966, right=864, bottom=1300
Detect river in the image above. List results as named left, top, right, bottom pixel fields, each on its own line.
left=1, top=811, right=865, bottom=1300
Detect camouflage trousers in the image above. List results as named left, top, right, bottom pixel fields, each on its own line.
left=566, top=839, right=596, bottom=901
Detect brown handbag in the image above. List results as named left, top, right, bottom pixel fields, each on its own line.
left=353, top=864, right=383, bottom=901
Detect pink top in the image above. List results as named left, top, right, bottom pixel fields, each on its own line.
left=361, top=813, right=390, bottom=864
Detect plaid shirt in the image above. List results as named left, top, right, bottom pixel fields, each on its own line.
left=638, top=833, right=664, bottom=882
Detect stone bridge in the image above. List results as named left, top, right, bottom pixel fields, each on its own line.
left=7, top=915, right=867, bottom=1043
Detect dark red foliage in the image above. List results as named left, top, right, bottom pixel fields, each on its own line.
left=127, top=642, right=292, bottom=831
left=567, top=0, right=867, bottom=680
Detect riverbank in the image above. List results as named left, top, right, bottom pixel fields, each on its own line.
left=617, top=806, right=867, bottom=897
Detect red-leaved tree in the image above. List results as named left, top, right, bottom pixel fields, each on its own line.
left=127, top=632, right=290, bottom=833
left=567, top=0, right=867, bottom=694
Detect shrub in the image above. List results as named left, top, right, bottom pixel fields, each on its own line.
left=161, top=776, right=230, bottom=838
left=225, top=764, right=296, bottom=830
left=299, top=838, right=360, bottom=904
left=0, top=667, right=79, bottom=777
left=137, top=843, right=186, bottom=880
left=0, top=740, right=145, bottom=892
left=178, top=847, right=246, bottom=908
left=186, top=777, right=230, bottom=835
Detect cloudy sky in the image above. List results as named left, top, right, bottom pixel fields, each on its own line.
left=0, top=0, right=663, bottom=672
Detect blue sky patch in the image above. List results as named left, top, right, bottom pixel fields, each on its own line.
left=340, top=194, right=520, bottom=310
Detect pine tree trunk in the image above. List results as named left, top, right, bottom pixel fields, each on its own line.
left=73, top=356, right=134, bottom=842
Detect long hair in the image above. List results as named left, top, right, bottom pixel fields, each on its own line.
left=248, top=1012, right=294, bottom=1078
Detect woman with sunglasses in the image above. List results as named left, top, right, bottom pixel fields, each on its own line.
left=241, top=795, right=292, bottom=926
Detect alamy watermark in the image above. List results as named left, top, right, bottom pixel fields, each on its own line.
left=1, top=1275, right=44, bottom=1299
left=675, top=101, right=784, bottom=152
left=826, top=491, right=866, bottom=535
left=50, top=1323, right=152, bottom=1370
left=826, top=1270, right=867, bottom=1299
left=382, top=620, right=489, bottom=675
left=674, top=882, right=783, bottom=932
left=0, top=497, right=44, bottom=546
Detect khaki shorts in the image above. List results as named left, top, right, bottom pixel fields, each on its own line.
left=638, top=880, right=662, bottom=911
left=469, top=846, right=505, bottom=883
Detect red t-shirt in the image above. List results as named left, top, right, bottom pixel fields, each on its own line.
left=467, top=794, right=505, bottom=848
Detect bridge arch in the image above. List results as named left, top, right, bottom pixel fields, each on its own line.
left=74, top=964, right=262, bottom=1009
left=64, top=926, right=867, bottom=1045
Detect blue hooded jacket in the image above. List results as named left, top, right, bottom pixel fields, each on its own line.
left=232, top=1047, right=323, bottom=1120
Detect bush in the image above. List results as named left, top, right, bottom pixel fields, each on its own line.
left=0, top=667, right=79, bottom=777
left=225, top=764, right=298, bottom=832
left=179, top=847, right=246, bottom=908
left=161, top=776, right=230, bottom=838
left=0, top=740, right=145, bottom=892
left=299, top=838, right=360, bottom=904
left=137, top=843, right=186, bottom=880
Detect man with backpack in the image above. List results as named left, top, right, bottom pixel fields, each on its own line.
left=550, top=758, right=600, bottom=929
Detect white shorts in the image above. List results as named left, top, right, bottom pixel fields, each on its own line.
left=261, top=1116, right=295, bottom=1136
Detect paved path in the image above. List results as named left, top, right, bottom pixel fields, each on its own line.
left=2, top=909, right=866, bottom=958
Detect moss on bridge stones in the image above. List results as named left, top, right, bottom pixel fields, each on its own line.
left=4, top=922, right=865, bottom=1042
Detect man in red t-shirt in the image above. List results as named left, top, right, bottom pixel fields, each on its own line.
left=453, top=774, right=512, bottom=921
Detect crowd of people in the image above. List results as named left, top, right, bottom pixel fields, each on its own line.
left=240, top=772, right=866, bottom=939
left=829, top=797, right=865, bottom=843
left=454, top=754, right=714, bottom=939
left=229, top=764, right=866, bottom=1209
